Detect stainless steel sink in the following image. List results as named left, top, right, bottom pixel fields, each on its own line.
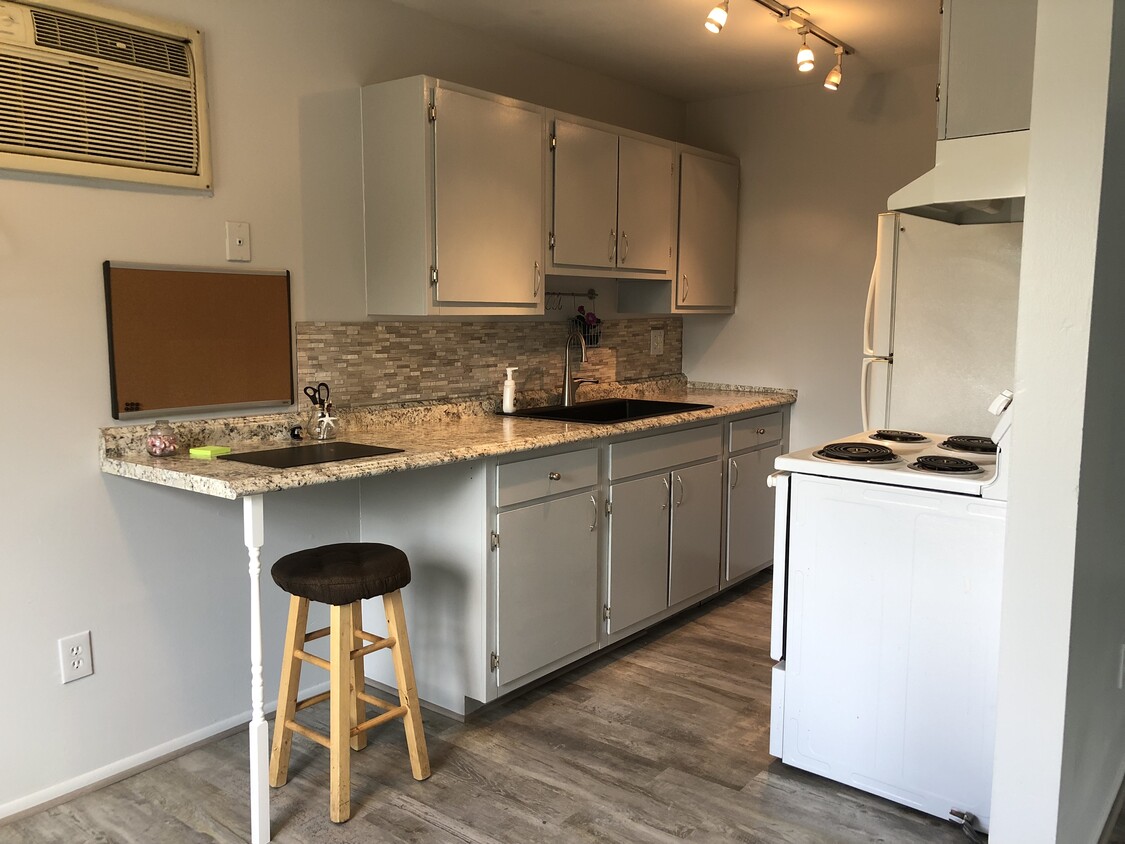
left=504, top=398, right=713, bottom=424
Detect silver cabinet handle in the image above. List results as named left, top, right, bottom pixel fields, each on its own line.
left=756, top=428, right=766, bottom=435
left=609, top=228, right=617, bottom=262
left=589, top=494, right=598, bottom=531
left=730, top=458, right=740, bottom=490
left=548, top=471, right=561, bottom=481
left=533, top=260, right=541, bottom=296
left=621, top=231, right=629, bottom=263
left=675, top=474, right=685, bottom=508
left=681, top=273, right=689, bottom=303
left=661, top=476, right=670, bottom=510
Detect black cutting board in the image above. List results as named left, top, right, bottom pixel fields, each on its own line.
left=218, top=441, right=404, bottom=469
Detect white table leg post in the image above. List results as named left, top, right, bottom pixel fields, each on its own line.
left=244, top=495, right=271, bottom=844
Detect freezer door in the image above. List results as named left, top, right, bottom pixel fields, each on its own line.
left=863, top=212, right=899, bottom=358
left=861, top=356, right=892, bottom=431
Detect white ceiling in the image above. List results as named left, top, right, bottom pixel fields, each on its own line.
left=385, top=0, right=941, bottom=102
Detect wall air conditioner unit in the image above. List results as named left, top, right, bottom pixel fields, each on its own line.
left=0, top=0, right=211, bottom=190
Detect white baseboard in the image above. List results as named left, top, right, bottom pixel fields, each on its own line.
left=0, top=680, right=330, bottom=825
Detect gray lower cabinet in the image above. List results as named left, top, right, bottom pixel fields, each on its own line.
left=607, top=473, right=671, bottom=635
left=669, top=460, right=723, bottom=605
left=495, top=493, right=600, bottom=686
left=724, top=412, right=785, bottom=586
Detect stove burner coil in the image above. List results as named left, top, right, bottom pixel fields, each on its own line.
left=871, top=429, right=928, bottom=443
left=940, top=435, right=997, bottom=455
left=814, top=442, right=899, bottom=463
left=910, top=454, right=983, bottom=474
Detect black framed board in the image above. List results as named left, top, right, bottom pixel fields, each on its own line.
left=104, top=262, right=295, bottom=419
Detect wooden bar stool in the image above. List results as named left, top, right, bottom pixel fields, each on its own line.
left=268, top=542, right=430, bottom=823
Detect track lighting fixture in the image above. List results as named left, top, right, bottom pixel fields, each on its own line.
left=705, top=0, right=729, bottom=34
left=700, top=0, right=855, bottom=91
left=796, top=29, right=815, bottom=72
left=823, top=47, right=844, bottom=90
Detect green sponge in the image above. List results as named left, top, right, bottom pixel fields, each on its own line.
left=189, top=445, right=232, bottom=460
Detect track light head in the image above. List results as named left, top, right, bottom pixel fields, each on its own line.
left=705, top=0, right=729, bottom=34
left=797, top=30, right=815, bottom=72
left=824, top=47, right=844, bottom=90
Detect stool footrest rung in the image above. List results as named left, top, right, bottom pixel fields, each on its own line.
left=285, top=718, right=331, bottom=750
left=294, top=649, right=331, bottom=671
left=354, top=705, right=408, bottom=735
left=357, top=691, right=398, bottom=711
left=304, top=626, right=330, bottom=643
left=352, top=636, right=395, bottom=660
left=295, top=690, right=331, bottom=712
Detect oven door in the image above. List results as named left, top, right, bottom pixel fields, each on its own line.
left=766, top=470, right=790, bottom=758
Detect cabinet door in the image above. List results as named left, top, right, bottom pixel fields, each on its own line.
left=616, top=136, right=674, bottom=273
left=676, top=153, right=738, bottom=310
left=433, top=87, right=543, bottom=305
left=495, top=492, right=600, bottom=686
left=607, top=474, right=671, bottom=634
left=726, top=443, right=783, bottom=582
left=940, top=0, right=1036, bottom=140
left=669, top=460, right=722, bottom=605
left=552, top=119, right=619, bottom=269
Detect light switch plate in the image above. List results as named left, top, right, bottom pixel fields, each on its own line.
left=650, top=329, right=664, bottom=356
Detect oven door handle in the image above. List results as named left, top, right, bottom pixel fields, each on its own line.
left=769, top=471, right=790, bottom=662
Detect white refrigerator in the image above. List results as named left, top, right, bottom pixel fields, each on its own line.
left=862, top=212, right=1023, bottom=436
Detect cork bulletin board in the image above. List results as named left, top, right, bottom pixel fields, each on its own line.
left=104, top=262, right=294, bottom=419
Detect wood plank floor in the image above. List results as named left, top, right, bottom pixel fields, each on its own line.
left=3, top=573, right=1119, bottom=843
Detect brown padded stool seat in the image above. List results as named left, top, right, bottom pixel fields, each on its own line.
left=271, top=542, right=411, bottom=605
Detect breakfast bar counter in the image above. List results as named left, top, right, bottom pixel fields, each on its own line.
left=97, top=377, right=794, bottom=844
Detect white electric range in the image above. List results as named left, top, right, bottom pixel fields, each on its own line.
left=767, top=392, right=1012, bottom=835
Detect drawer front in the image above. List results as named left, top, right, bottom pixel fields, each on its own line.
left=609, top=424, right=720, bottom=480
left=498, top=447, right=598, bottom=507
left=730, top=412, right=783, bottom=452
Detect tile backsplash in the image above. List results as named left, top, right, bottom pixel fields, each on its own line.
left=296, top=318, right=683, bottom=407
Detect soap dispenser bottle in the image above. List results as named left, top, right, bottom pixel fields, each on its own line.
left=502, top=367, right=518, bottom=414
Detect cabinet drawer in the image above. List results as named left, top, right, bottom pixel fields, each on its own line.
left=498, top=448, right=598, bottom=507
left=729, top=412, right=783, bottom=452
left=609, top=424, right=720, bottom=480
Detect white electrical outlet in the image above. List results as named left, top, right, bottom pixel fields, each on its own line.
left=650, top=328, right=664, bottom=356
left=225, top=220, right=251, bottom=262
left=58, top=631, right=93, bottom=684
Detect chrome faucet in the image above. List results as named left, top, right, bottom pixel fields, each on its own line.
left=562, top=330, right=596, bottom=406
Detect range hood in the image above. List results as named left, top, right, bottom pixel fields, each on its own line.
left=888, top=131, right=1029, bottom=224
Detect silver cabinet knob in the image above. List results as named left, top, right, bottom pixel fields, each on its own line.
left=548, top=471, right=561, bottom=481
left=756, top=428, right=766, bottom=435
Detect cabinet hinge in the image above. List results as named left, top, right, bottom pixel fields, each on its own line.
left=605, top=499, right=613, bottom=516
left=430, top=266, right=438, bottom=286
left=603, top=604, right=611, bottom=621
left=549, top=231, right=556, bottom=251
left=490, top=651, right=500, bottom=672
left=935, top=82, right=941, bottom=104
left=428, top=103, right=436, bottom=122
left=490, top=530, right=500, bottom=551
left=549, top=133, right=557, bottom=151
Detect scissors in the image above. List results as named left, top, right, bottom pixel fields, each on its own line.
left=302, top=382, right=330, bottom=407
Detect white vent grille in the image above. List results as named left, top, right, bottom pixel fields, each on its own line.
left=0, top=0, right=210, bottom=189
left=30, top=9, right=191, bottom=77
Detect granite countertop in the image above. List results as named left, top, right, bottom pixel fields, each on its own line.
left=99, top=379, right=796, bottom=500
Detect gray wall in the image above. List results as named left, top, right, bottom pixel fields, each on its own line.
left=680, top=63, right=939, bottom=449
left=0, top=0, right=685, bottom=817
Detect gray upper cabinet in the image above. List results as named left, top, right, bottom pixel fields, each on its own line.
left=939, top=0, right=1037, bottom=140
left=550, top=117, right=675, bottom=278
left=361, top=77, right=546, bottom=316
left=675, top=151, right=738, bottom=312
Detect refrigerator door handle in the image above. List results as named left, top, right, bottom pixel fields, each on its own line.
left=769, top=471, right=790, bottom=662
left=861, top=357, right=874, bottom=431
left=863, top=261, right=878, bottom=357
